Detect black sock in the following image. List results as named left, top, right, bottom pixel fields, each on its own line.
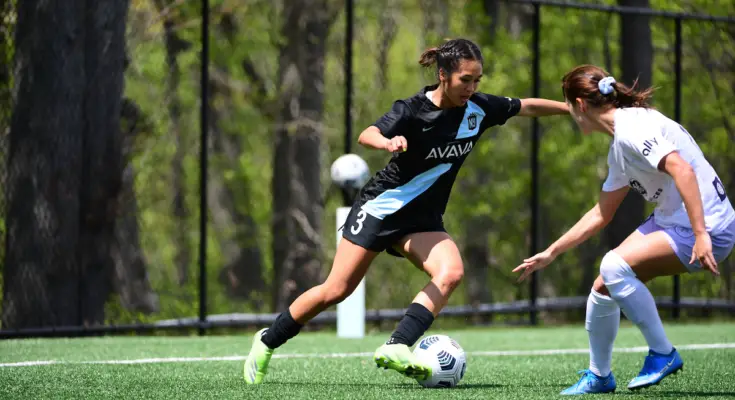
left=260, top=310, right=303, bottom=349
left=387, top=303, right=435, bottom=347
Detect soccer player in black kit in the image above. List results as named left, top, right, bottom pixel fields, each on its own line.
left=244, top=38, right=569, bottom=384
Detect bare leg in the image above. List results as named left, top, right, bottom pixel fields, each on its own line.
left=396, top=231, right=464, bottom=316
left=261, top=238, right=378, bottom=350
left=289, top=238, right=378, bottom=323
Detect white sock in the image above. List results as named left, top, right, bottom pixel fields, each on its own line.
left=586, top=290, right=620, bottom=377
left=601, top=251, right=674, bottom=355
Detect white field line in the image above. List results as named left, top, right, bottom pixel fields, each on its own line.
left=1, top=342, right=734, bottom=368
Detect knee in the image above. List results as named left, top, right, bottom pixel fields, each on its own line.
left=320, top=281, right=353, bottom=306
left=592, top=276, right=610, bottom=297
left=599, top=251, right=634, bottom=287
left=434, top=262, right=464, bottom=289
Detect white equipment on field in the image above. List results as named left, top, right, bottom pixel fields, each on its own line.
left=413, top=334, right=468, bottom=388
left=331, top=153, right=369, bottom=339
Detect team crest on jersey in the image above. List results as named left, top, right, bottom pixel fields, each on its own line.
left=629, top=179, right=647, bottom=196
left=713, top=177, right=727, bottom=201
left=467, top=113, right=477, bottom=130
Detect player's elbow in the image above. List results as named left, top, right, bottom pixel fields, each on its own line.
left=357, top=127, right=378, bottom=148
left=673, top=163, right=696, bottom=182
left=357, top=131, right=368, bottom=146
left=599, top=208, right=616, bottom=225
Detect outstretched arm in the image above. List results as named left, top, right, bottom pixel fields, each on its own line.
left=512, top=186, right=629, bottom=282
left=518, top=98, right=569, bottom=117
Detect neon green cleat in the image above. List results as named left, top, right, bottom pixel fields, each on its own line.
left=243, top=328, right=274, bottom=384
left=374, top=343, right=432, bottom=380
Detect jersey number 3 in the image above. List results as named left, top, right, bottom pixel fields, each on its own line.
left=713, top=177, right=727, bottom=201
left=351, top=210, right=367, bottom=234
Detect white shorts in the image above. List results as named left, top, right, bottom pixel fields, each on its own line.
left=637, top=215, right=735, bottom=272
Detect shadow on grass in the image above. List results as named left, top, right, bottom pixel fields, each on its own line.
left=267, top=381, right=560, bottom=390
left=614, top=390, right=735, bottom=398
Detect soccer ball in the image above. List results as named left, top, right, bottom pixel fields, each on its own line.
left=330, top=153, right=370, bottom=189
left=413, top=334, right=467, bottom=388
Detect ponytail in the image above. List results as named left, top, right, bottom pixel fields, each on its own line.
left=417, top=39, right=484, bottom=82
left=419, top=47, right=438, bottom=68
left=562, top=64, right=654, bottom=109
left=612, top=78, right=654, bottom=108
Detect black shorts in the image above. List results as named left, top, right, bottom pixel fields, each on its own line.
left=340, top=204, right=446, bottom=258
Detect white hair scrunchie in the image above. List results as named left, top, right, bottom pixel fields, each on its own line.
left=598, top=76, right=616, bottom=95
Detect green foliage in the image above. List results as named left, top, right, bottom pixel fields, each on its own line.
left=97, top=0, right=735, bottom=323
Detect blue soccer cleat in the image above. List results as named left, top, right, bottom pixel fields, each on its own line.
left=627, top=348, right=683, bottom=390
left=560, top=369, right=617, bottom=395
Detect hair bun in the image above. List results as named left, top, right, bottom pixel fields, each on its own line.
left=598, top=76, right=616, bottom=95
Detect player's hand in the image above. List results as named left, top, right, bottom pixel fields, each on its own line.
left=691, top=232, right=718, bottom=276
left=385, top=136, right=408, bottom=153
left=513, top=249, right=556, bottom=283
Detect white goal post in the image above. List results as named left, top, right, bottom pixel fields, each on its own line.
left=336, top=206, right=365, bottom=338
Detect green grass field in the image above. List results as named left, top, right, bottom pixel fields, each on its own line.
left=1, top=322, right=734, bottom=399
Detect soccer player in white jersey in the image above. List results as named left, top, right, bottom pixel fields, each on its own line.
left=513, top=64, right=735, bottom=395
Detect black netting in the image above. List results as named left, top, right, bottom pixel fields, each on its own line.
left=1, top=1, right=733, bottom=335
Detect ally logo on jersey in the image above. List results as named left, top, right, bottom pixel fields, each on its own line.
left=641, top=137, right=659, bottom=156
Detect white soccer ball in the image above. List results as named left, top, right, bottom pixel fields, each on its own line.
left=413, top=334, right=467, bottom=388
left=330, top=153, right=370, bottom=189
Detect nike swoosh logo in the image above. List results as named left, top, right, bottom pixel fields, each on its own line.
left=661, top=358, right=675, bottom=373
left=423, top=126, right=434, bottom=132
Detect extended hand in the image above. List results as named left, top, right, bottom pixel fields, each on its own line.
left=691, top=232, right=718, bottom=276
left=513, top=250, right=556, bottom=283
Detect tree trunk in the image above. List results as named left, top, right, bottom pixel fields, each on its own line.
left=210, top=11, right=266, bottom=303
left=377, top=5, right=397, bottom=90
left=505, top=2, right=534, bottom=40
left=158, top=5, right=192, bottom=286
left=482, top=0, right=501, bottom=45
left=272, top=0, right=333, bottom=311
left=605, top=0, right=652, bottom=249
left=113, top=98, right=159, bottom=313
left=463, top=214, right=493, bottom=315
left=207, top=80, right=266, bottom=303
left=0, top=0, right=12, bottom=126
left=2, top=0, right=129, bottom=329
left=421, top=0, right=449, bottom=47
left=76, top=0, right=130, bottom=326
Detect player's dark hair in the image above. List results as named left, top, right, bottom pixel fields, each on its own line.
left=419, top=38, right=483, bottom=81
left=562, top=64, right=654, bottom=109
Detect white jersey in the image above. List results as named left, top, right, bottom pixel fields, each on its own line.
left=602, top=107, right=735, bottom=234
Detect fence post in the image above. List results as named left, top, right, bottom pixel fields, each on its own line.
left=198, top=0, right=210, bottom=336
left=529, top=2, right=541, bottom=326
left=672, top=17, right=682, bottom=320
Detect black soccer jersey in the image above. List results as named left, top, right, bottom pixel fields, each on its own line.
left=355, top=84, right=521, bottom=220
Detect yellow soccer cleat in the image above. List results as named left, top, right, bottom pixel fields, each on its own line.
left=374, top=343, right=431, bottom=380
left=243, top=328, right=274, bottom=384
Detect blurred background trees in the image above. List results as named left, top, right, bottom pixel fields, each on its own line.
left=1, top=0, right=733, bottom=328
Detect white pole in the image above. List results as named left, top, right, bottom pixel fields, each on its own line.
left=336, top=206, right=365, bottom=338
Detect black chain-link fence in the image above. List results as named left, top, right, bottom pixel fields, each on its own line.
left=0, top=0, right=733, bottom=338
